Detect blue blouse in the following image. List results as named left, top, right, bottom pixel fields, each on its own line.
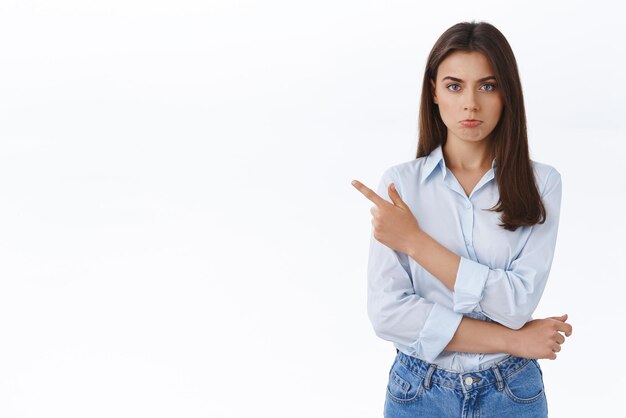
left=367, top=144, right=562, bottom=372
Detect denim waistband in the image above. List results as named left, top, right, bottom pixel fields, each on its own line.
left=395, top=349, right=534, bottom=392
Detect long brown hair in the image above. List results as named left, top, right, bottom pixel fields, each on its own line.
left=417, top=21, right=545, bottom=232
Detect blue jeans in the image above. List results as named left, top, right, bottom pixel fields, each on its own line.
left=384, top=350, right=548, bottom=417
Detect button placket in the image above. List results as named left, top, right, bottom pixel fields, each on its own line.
left=462, top=199, right=474, bottom=250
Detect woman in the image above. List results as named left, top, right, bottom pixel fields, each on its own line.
left=351, top=21, right=573, bottom=417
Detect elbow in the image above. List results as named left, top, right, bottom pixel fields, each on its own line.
left=489, top=271, right=545, bottom=330
left=369, top=315, right=396, bottom=342
left=367, top=301, right=399, bottom=341
left=504, top=319, right=526, bottom=331
left=368, top=305, right=389, bottom=338
left=494, top=313, right=533, bottom=330
left=483, top=302, right=534, bottom=330
left=465, top=300, right=532, bottom=330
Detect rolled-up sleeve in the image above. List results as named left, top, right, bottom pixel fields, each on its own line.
left=367, top=169, right=463, bottom=362
left=452, top=168, right=563, bottom=329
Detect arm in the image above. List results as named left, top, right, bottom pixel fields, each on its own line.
left=445, top=315, right=572, bottom=360
left=367, top=169, right=464, bottom=362
left=366, top=168, right=569, bottom=361
left=407, top=168, right=563, bottom=330
left=368, top=217, right=571, bottom=361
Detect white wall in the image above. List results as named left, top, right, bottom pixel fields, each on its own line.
left=0, top=1, right=622, bottom=416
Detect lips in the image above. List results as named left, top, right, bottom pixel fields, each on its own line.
left=460, top=120, right=482, bottom=128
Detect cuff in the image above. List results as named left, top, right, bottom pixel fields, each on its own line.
left=411, top=303, right=463, bottom=362
left=453, top=256, right=490, bottom=313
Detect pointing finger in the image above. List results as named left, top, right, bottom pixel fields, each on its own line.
left=351, top=180, right=387, bottom=207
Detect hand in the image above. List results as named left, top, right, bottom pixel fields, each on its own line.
left=351, top=179, right=422, bottom=255
left=507, top=314, right=573, bottom=360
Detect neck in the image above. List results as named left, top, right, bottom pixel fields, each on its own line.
left=442, top=138, right=494, bottom=172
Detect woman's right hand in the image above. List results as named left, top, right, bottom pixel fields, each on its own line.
left=507, top=314, right=573, bottom=360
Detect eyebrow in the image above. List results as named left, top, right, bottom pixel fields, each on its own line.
left=441, top=76, right=496, bottom=83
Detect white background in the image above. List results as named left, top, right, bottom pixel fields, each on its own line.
left=0, top=1, right=623, bottom=417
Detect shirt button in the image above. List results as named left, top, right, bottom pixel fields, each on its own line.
left=466, top=203, right=471, bottom=209
left=465, top=377, right=474, bottom=386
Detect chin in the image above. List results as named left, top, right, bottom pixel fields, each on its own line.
left=457, top=134, right=488, bottom=143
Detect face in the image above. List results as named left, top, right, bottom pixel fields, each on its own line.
left=430, top=51, right=503, bottom=145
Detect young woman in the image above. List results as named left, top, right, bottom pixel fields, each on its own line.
left=351, top=21, right=573, bottom=417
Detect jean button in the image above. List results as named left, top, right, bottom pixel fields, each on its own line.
left=464, top=377, right=473, bottom=386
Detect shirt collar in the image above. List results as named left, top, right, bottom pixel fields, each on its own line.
left=420, top=144, right=498, bottom=185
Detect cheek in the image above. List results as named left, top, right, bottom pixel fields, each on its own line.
left=436, top=105, right=452, bottom=124
left=490, top=96, right=504, bottom=114
left=436, top=97, right=455, bottom=117
left=491, top=102, right=504, bottom=122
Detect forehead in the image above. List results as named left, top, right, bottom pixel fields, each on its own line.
left=436, top=51, right=494, bottom=80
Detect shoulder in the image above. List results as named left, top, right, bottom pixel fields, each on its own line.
left=381, top=155, right=429, bottom=181
left=530, top=159, right=561, bottom=196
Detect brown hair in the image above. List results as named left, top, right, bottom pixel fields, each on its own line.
left=417, top=20, right=545, bottom=231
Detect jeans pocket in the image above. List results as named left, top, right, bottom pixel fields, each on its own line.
left=386, top=358, right=425, bottom=404
left=503, top=359, right=545, bottom=404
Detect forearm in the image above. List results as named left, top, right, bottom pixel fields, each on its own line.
left=408, top=230, right=459, bottom=291
left=444, top=316, right=513, bottom=354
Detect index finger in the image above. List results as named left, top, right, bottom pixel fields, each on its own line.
left=351, top=180, right=387, bottom=207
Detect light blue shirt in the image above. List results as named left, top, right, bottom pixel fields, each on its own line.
left=367, top=144, right=562, bottom=372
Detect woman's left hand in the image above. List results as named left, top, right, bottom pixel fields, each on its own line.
left=351, top=179, right=422, bottom=255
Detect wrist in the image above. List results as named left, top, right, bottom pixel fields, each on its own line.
left=407, top=228, right=426, bottom=260
left=501, top=327, right=518, bottom=355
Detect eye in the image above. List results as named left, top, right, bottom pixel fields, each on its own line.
left=445, top=83, right=497, bottom=92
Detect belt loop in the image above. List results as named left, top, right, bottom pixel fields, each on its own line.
left=423, top=364, right=437, bottom=390
left=491, top=364, right=504, bottom=391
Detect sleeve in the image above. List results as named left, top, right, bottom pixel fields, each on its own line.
left=367, top=168, right=464, bottom=362
left=452, top=168, right=563, bottom=330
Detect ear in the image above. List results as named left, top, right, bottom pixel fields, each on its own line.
left=430, top=79, right=438, bottom=104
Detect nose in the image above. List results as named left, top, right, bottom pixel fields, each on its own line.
left=464, top=91, right=478, bottom=111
